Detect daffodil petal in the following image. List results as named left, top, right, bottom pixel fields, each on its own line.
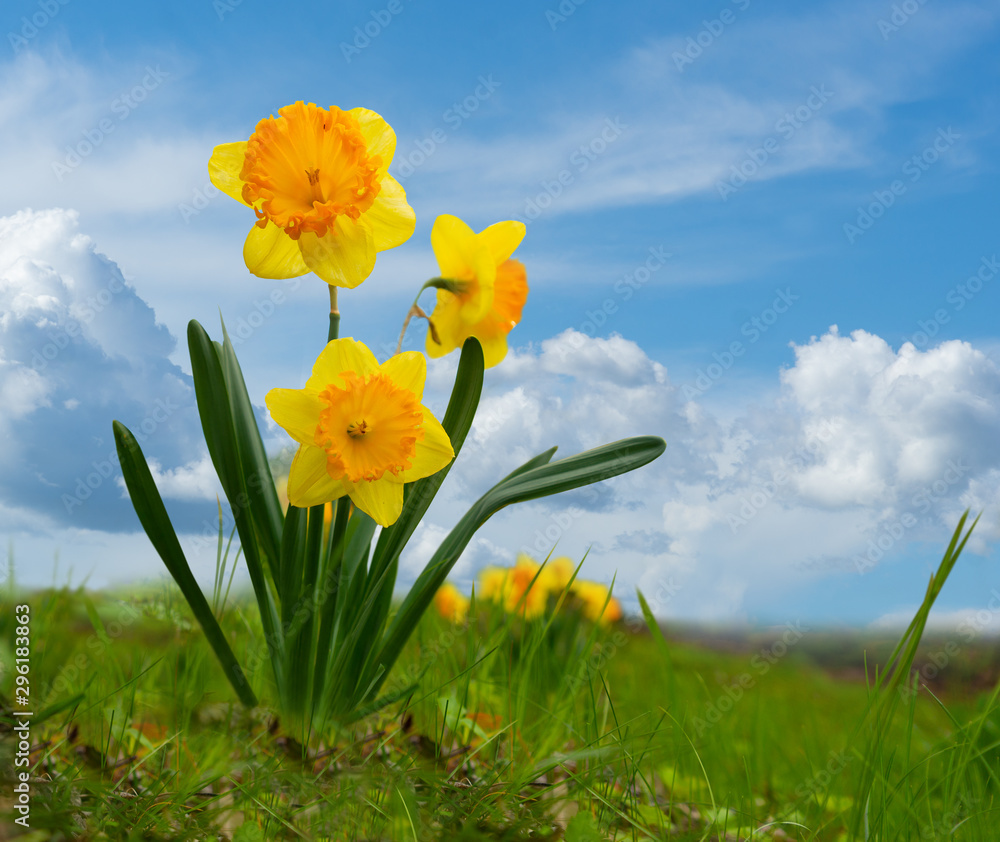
left=299, top=217, right=376, bottom=289
left=348, top=477, right=403, bottom=527
left=431, top=215, right=478, bottom=279
left=431, top=216, right=497, bottom=323
left=402, top=409, right=454, bottom=482
left=306, top=337, right=379, bottom=392
left=425, top=292, right=464, bottom=358
left=287, top=444, right=348, bottom=507
left=349, top=107, right=397, bottom=167
left=476, top=331, right=510, bottom=369
left=366, top=175, right=415, bottom=251
left=479, top=220, right=526, bottom=264
left=379, top=351, right=426, bottom=402
left=208, top=142, right=250, bottom=207
left=265, top=388, right=322, bottom=444
left=244, top=221, right=310, bottom=279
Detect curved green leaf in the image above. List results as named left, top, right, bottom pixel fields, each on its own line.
left=113, top=420, right=256, bottom=707
left=188, top=320, right=283, bottom=685
left=370, top=435, right=666, bottom=697
left=219, top=321, right=283, bottom=570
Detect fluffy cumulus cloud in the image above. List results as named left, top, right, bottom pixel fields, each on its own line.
left=398, top=326, right=1000, bottom=621
left=0, top=208, right=215, bottom=531
left=726, top=328, right=1000, bottom=544
left=396, top=329, right=711, bottom=600
left=646, top=328, right=1000, bottom=617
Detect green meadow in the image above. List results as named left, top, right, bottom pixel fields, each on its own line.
left=2, top=516, right=999, bottom=840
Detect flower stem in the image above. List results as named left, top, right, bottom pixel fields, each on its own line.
left=395, top=277, right=462, bottom=354
left=328, top=285, right=340, bottom=342
left=396, top=304, right=430, bottom=355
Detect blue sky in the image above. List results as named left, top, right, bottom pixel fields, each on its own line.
left=2, top=0, right=1000, bottom=631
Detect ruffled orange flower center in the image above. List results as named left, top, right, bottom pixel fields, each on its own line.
left=240, top=102, right=384, bottom=240
left=488, top=259, right=527, bottom=329
left=314, top=370, right=424, bottom=484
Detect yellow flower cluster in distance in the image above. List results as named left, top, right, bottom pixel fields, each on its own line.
left=433, top=583, right=470, bottom=624
left=436, top=554, right=623, bottom=624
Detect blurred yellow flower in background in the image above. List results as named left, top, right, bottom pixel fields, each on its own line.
left=572, top=580, right=623, bottom=625
left=433, top=583, right=470, bottom=624
left=436, top=553, right=621, bottom=626
left=506, top=554, right=549, bottom=617
left=537, top=555, right=575, bottom=593
left=266, top=338, right=453, bottom=527
left=425, top=215, right=528, bottom=368
left=209, top=102, right=415, bottom=289
left=476, top=555, right=547, bottom=618
left=477, top=566, right=509, bottom=603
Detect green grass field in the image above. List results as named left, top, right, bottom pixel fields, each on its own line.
left=2, top=545, right=999, bottom=841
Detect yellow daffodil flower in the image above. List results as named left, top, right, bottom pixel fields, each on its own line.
left=478, top=553, right=550, bottom=618
left=265, top=338, right=453, bottom=527
left=425, top=214, right=528, bottom=368
left=572, top=580, right=623, bottom=625
left=433, top=583, right=470, bottom=624
left=477, top=566, right=509, bottom=603
left=537, top=556, right=575, bottom=593
left=209, top=101, right=415, bottom=289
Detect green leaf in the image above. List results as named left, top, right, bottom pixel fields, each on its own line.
left=345, top=681, right=418, bottom=723
left=311, top=497, right=351, bottom=714
left=219, top=321, right=283, bottom=572
left=322, top=511, right=379, bottom=711
left=188, top=320, right=283, bottom=687
left=371, top=435, right=666, bottom=698
left=0, top=693, right=85, bottom=729
left=113, top=420, right=256, bottom=707
left=497, top=445, right=558, bottom=484
left=637, top=588, right=676, bottom=697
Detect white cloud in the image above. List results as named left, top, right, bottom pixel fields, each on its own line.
left=399, top=326, right=1000, bottom=621
left=0, top=207, right=208, bottom=531
left=774, top=327, right=1000, bottom=513
left=0, top=51, right=204, bottom=217
left=137, top=454, right=222, bottom=503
